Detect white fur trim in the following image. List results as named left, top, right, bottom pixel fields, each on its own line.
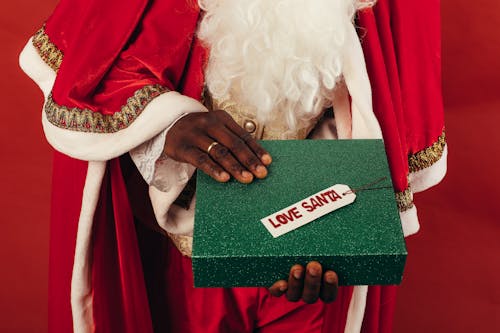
left=400, top=145, right=448, bottom=237
left=20, top=39, right=208, bottom=162
left=42, top=92, right=207, bottom=161
left=342, top=24, right=382, bottom=140
left=410, top=145, right=448, bottom=193
left=340, top=22, right=416, bottom=324
left=71, top=161, right=106, bottom=333
left=21, top=37, right=210, bottom=328
left=19, top=38, right=55, bottom=98
left=331, top=82, right=353, bottom=139
left=399, top=205, right=419, bottom=237
left=344, top=285, right=369, bottom=333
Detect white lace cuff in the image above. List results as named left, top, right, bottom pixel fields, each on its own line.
left=129, top=113, right=195, bottom=192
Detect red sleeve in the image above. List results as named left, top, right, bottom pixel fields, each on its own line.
left=358, top=0, right=445, bottom=202
left=28, top=2, right=205, bottom=332
left=27, top=0, right=207, bottom=162
left=37, top=0, right=202, bottom=125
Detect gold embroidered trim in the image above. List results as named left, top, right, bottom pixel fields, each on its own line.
left=32, top=26, right=63, bottom=72
left=395, top=186, right=413, bottom=212
left=408, top=130, right=446, bottom=173
left=44, top=85, right=169, bottom=133
left=167, top=233, right=193, bottom=257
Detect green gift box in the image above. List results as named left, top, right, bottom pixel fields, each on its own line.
left=192, top=140, right=407, bottom=287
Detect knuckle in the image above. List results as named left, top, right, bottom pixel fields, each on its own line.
left=179, top=142, right=193, bottom=153
left=197, top=113, right=216, bottom=127
left=173, top=144, right=194, bottom=161
left=195, top=153, right=210, bottom=166
left=245, top=156, right=259, bottom=167
left=197, top=116, right=208, bottom=127
left=213, top=145, right=229, bottom=159
left=230, top=139, right=246, bottom=153
left=229, top=163, right=243, bottom=173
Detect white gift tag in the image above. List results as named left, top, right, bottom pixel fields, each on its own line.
left=260, top=184, right=356, bottom=238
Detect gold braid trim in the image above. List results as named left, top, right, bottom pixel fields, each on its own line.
left=45, top=84, right=169, bottom=133
left=408, top=130, right=446, bottom=173
left=167, top=232, right=193, bottom=257
left=32, top=26, right=63, bottom=72
left=395, top=186, right=414, bottom=212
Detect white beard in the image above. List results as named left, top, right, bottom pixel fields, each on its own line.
left=197, top=0, right=375, bottom=130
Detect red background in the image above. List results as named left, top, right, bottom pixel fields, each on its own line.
left=1, top=1, right=499, bottom=332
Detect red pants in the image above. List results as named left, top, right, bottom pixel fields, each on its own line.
left=156, top=239, right=354, bottom=333
left=138, top=232, right=398, bottom=333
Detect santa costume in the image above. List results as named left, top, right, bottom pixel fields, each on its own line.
left=20, top=0, right=446, bottom=332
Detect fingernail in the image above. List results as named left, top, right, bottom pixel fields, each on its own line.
left=293, top=269, right=302, bottom=280
left=241, top=171, right=253, bottom=180
left=325, top=273, right=336, bottom=284
left=279, top=283, right=287, bottom=292
left=261, top=154, right=272, bottom=165
left=256, top=165, right=267, bottom=177
left=308, top=266, right=320, bottom=277
left=218, top=171, right=230, bottom=181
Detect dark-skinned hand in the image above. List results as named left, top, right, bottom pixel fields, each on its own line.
left=269, top=261, right=339, bottom=304
left=164, top=111, right=337, bottom=304
left=164, top=110, right=272, bottom=183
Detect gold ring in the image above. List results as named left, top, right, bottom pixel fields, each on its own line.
left=207, top=141, right=219, bottom=154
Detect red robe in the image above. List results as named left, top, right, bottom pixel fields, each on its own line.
left=22, top=0, right=445, bottom=332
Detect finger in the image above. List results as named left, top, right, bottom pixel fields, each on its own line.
left=320, top=270, right=338, bottom=303
left=286, top=264, right=304, bottom=302
left=206, top=124, right=267, bottom=179
left=190, top=132, right=253, bottom=183
left=214, top=110, right=272, bottom=165
left=269, top=280, right=288, bottom=297
left=302, top=261, right=322, bottom=304
left=182, top=146, right=230, bottom=183
left=207, top=140, right=255, bottom=183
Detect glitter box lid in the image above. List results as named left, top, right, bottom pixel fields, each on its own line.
left=193, top=140, right=407, bottom=287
